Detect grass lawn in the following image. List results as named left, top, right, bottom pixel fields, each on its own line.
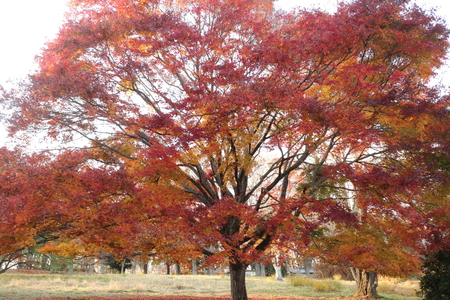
left=0, top=273, right=420, bottom=300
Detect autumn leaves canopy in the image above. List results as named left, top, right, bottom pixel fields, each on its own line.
left=1, top=0, right=450, bottom=299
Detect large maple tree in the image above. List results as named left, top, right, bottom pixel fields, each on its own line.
left=2, top=0, right=449, bottom=299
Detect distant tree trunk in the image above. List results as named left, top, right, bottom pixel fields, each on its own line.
left=260, top=263, right=266, bottom=277
left=100, top=258, right=106, bottom=274
left=49, top=254, right=57, bottom=273
left=131, top=260, right=137, bottom=274
left=351, top=267, right=378, bottom=297
left=175, top=262, right=181, bottom=275
left=143, top=261, right=148, bottom=274
left=191, top=259, right=198, bottom=275
left=41, top=255, right=49, bottom=270
left=230, top=260, right=248, bottom=300
left=274, top=265, right=283, bottom=281
left=121, top=260, right=125, bottom=274
left=166, top=263, right=170, bottom=275
left=304, top=257, right=313, bottom=277
left=274, top=255, right=283, bottom=281
left=88, top=258, right=95, bottom=275
left=148, top=260, right=153, bottom=274
left=254, top=263, right=261, bottom=276
left=208, top=266, right=215, bottom=275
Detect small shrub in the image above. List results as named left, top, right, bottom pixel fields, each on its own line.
left=289, top=276, right=343, bottom=293
left=333, top=274, right=342, bottom=281
left=288, top=276, right=314, bottom=287
left=311, top=279, right=343, bottom=292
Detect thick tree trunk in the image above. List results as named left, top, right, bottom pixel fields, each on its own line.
left=230, top=261, right=248, bottom=300
left=351, top=268, right=378, bottom=297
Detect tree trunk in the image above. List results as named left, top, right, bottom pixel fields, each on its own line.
left=273, top=254, right=283, bottom=281
left=260, top=263, right=266, bottom=277
left=143, top=261, right=148, bottom=274
left=254, top=263, right=261, bottom=276
left=208, top=266, right=215, bottom=275
left=49, top=254, right=57, bottom=274
left=304, top=257, right=313, bottom=277
left=131, top=260, right=137, bottom=274
left=100, top=258, right=106, bottom=274
left=230, top=261, right=248, bottom=300
left=121, top=260, right=125, bottom=274
left=88, top=258, right=95, bottom=275
left=274, top=265, right=283, bottom=281
left=166, top=263, right=170, bottom=275
left=191, top=259, right=198, bottom=275
left=351, top=267, right=378, bottom=297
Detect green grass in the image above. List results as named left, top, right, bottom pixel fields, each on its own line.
left=0, top=273, right=420, bottom=300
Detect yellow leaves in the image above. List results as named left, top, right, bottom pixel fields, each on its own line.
left=39, top=241, right=87, bottom=258
left=118, top=76, right=136, bottom=93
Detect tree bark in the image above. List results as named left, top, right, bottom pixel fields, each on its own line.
left=143, top=261, right=148, bottom=274
left=273, top=255, right=283, bottom=281
left=230, top=261, right=248, bottom=300
left=131, top=260, right=137, bottom=274
left=191, top=259, right=198, bottom=275
left=88, top=258, right=95, bottom=275
left=254, top=263, right=261, bottom=276
left=166, top=263, right=171, bottom=275
left=304, top=257, right=313, bottom=277
left=351, top=267, right=378, bottom=297
left=121, top=260, right=125, bottom=274
left=100, top=258, right=106, bottom=274
left=208, top=266, right=215, bottom=275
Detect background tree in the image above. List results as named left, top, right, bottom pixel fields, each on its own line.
left=0, top=147, right=138, bottom=274
left=0, top=148, right=71, bottom=273
left=2, top=0, right=449, bottom=299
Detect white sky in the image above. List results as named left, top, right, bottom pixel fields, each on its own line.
left=0, top=0, right=449, bottom=145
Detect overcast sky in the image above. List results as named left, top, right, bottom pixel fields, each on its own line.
left=0, top=0, right=449, bottom=144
